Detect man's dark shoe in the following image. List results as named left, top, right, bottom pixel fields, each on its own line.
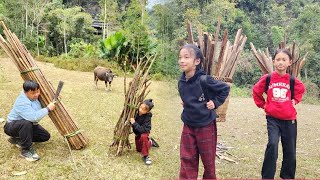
left=20, top=147, right=40, bottom=161
left=8, top=137, right=21, bottom=148
left=150, top=137, right=159, bottom=148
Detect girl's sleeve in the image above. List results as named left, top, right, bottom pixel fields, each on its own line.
left=132, top=113, right=152, bottom=134
left=293, top=78, right=306, bottom=104
left=252, top=75, right=268, bottom=109
left=206, top=76, right=230, bottom=109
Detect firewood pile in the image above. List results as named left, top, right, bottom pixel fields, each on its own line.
left=216, top=143, right=238, bottom=164
left=111, top=55, right=156, bottom=156
left=250, top=35, right=307, bottom=77
left=186, top=20, right=247, bottom=121
left=0, top=21, right=88, bottom=150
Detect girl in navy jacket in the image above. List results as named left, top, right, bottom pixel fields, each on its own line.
left=178, top=44, right=230, bottom=179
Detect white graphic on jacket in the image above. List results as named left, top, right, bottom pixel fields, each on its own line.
left=268, top=82, right=290, bottom=103
left=198, top=93, right=205, bottom=102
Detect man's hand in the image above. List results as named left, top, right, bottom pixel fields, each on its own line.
left=206, top=100, right=215, bottom=110
left=130, top=118, right=135, bottom=124
left=47, top=102, right=56, bottom=111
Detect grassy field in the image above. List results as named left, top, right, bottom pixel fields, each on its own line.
left=0, top=57, right=320, bottom=179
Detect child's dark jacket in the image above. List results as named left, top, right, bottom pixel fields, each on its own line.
left=178, top=69, right=230, bottom=128
left=132, top=112, right=152, bottom=136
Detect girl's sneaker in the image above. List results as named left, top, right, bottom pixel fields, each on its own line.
left=150, top=138, right=159, bottom=148
left=142, top=156, right=152, bottom=165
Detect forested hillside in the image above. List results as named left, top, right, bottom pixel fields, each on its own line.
left=0, top=0, right=319, bottom=100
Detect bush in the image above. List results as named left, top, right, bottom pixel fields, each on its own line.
left=35, top=56, right=124, bottom=76
left=69, top=41, right=98, bottom=58
left=233, top=51, right=262, bottom=88
left=302, top=80, right=320, bottom=104
left=151, top=42, right=180, bottom=78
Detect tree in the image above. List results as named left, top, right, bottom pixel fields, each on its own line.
left=46, top=6, right=94, bottom=56
left=122, top=0, right=152, bottom=64
left=99, top=0, right=121, bottom=40
left=290, top=3, right=320, bottom=88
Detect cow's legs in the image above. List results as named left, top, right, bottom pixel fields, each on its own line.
left=108, top=82, right=112, bottom=91
left=94, top=78, right=98, bottom=89
left=105, top=81, right=109, bottom=91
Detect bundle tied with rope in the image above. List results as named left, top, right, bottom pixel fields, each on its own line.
left=0, top=21, right=88, bottom=150
left=111, top=55, right=157, bottom=156
left=186, top=19, right=247, bottom=122
left=250, top=33, right=307, bottom=77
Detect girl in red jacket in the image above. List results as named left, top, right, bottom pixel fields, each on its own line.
left=252, top=49, right=305, bottom=179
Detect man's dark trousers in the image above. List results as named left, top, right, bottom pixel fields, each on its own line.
left=4, top=120, right=50, bottom=150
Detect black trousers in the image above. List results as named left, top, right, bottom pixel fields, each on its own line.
left=262, top=116, right=297, bottom=179
left=4, top=120, right=50, bottom=150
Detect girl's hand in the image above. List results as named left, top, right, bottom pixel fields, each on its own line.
left=291, top=99, right=296, bottom=106
left=130, top=118, right=135, bottom=124
left=206, top=100, right=215, bottom=110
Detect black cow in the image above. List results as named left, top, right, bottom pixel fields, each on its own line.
left=94, top=66, right=115, bottom=91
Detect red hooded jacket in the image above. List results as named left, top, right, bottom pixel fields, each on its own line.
left=252, top=71, right=305, bottom=120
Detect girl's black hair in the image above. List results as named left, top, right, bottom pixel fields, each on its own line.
left=23, top=80, right=40, bottom=92
left=180, top=44, right=204, bottom=70
left=143, top=99, right=154, bottom=111
left=273, top=48, right=292, bottom=60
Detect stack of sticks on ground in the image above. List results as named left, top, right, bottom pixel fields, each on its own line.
left=250, top=34, right=307, bottom=77
left=0, top=21, right=88, bottom=150
left=186, top=20, right=247, bottom=122
left=111, top=55, right=156, bottom=156
left=187, top=20, right=247, bottom=79
left=216, top=142, right=238, bottom=164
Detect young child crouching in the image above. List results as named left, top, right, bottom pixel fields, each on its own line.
left=130, top=99, right=159, bottom=165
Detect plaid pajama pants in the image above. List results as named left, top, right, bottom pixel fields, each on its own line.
left=135, top=133, right=151, bottom=156
left=179, top=121, right=217, bottom=180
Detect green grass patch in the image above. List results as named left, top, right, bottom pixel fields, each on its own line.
left=35, top=55, right=127, bottom=77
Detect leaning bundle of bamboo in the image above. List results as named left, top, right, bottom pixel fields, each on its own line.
left=111, top=55, right=156, bottom=156
left=250, top=35, right=307, bottom=77
left=0, top=21, right=88, bottom=149
left=186, top=20, right=247, bottom=121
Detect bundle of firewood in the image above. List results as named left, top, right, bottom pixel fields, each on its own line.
left=250, top=35, right=307, bottom=77
left=186, top=20, right=247, bottom=121
left=0, top=21, right=88, bottom=149
left=111, top=55, right=156, bottom=156
left=187, top=20, right=247, bottom=79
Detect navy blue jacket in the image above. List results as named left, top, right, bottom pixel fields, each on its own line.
left=178, top=69, right=230, bottom=128
left=132, top=112, right=152, bottom=136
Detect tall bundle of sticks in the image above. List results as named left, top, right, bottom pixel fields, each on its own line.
left=0, top=21, right=88, bottom=149
left=186, top=20, right=247, bottom=122
left=187, top=20, right=247, bottom=79
left=250, top=35, right=307, bottom=77
left=111, top=55, right=156, bottom=156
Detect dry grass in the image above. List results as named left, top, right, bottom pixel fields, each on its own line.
left=0, top=57, right=319, bottom=179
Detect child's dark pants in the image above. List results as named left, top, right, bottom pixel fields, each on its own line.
left=135, top=133, right=151, bottom=156
left=179, top=120, right=217, bottom=180
left=4, top=120, right=50, bottom=150
left=262, top=116, right=297, bottom=179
